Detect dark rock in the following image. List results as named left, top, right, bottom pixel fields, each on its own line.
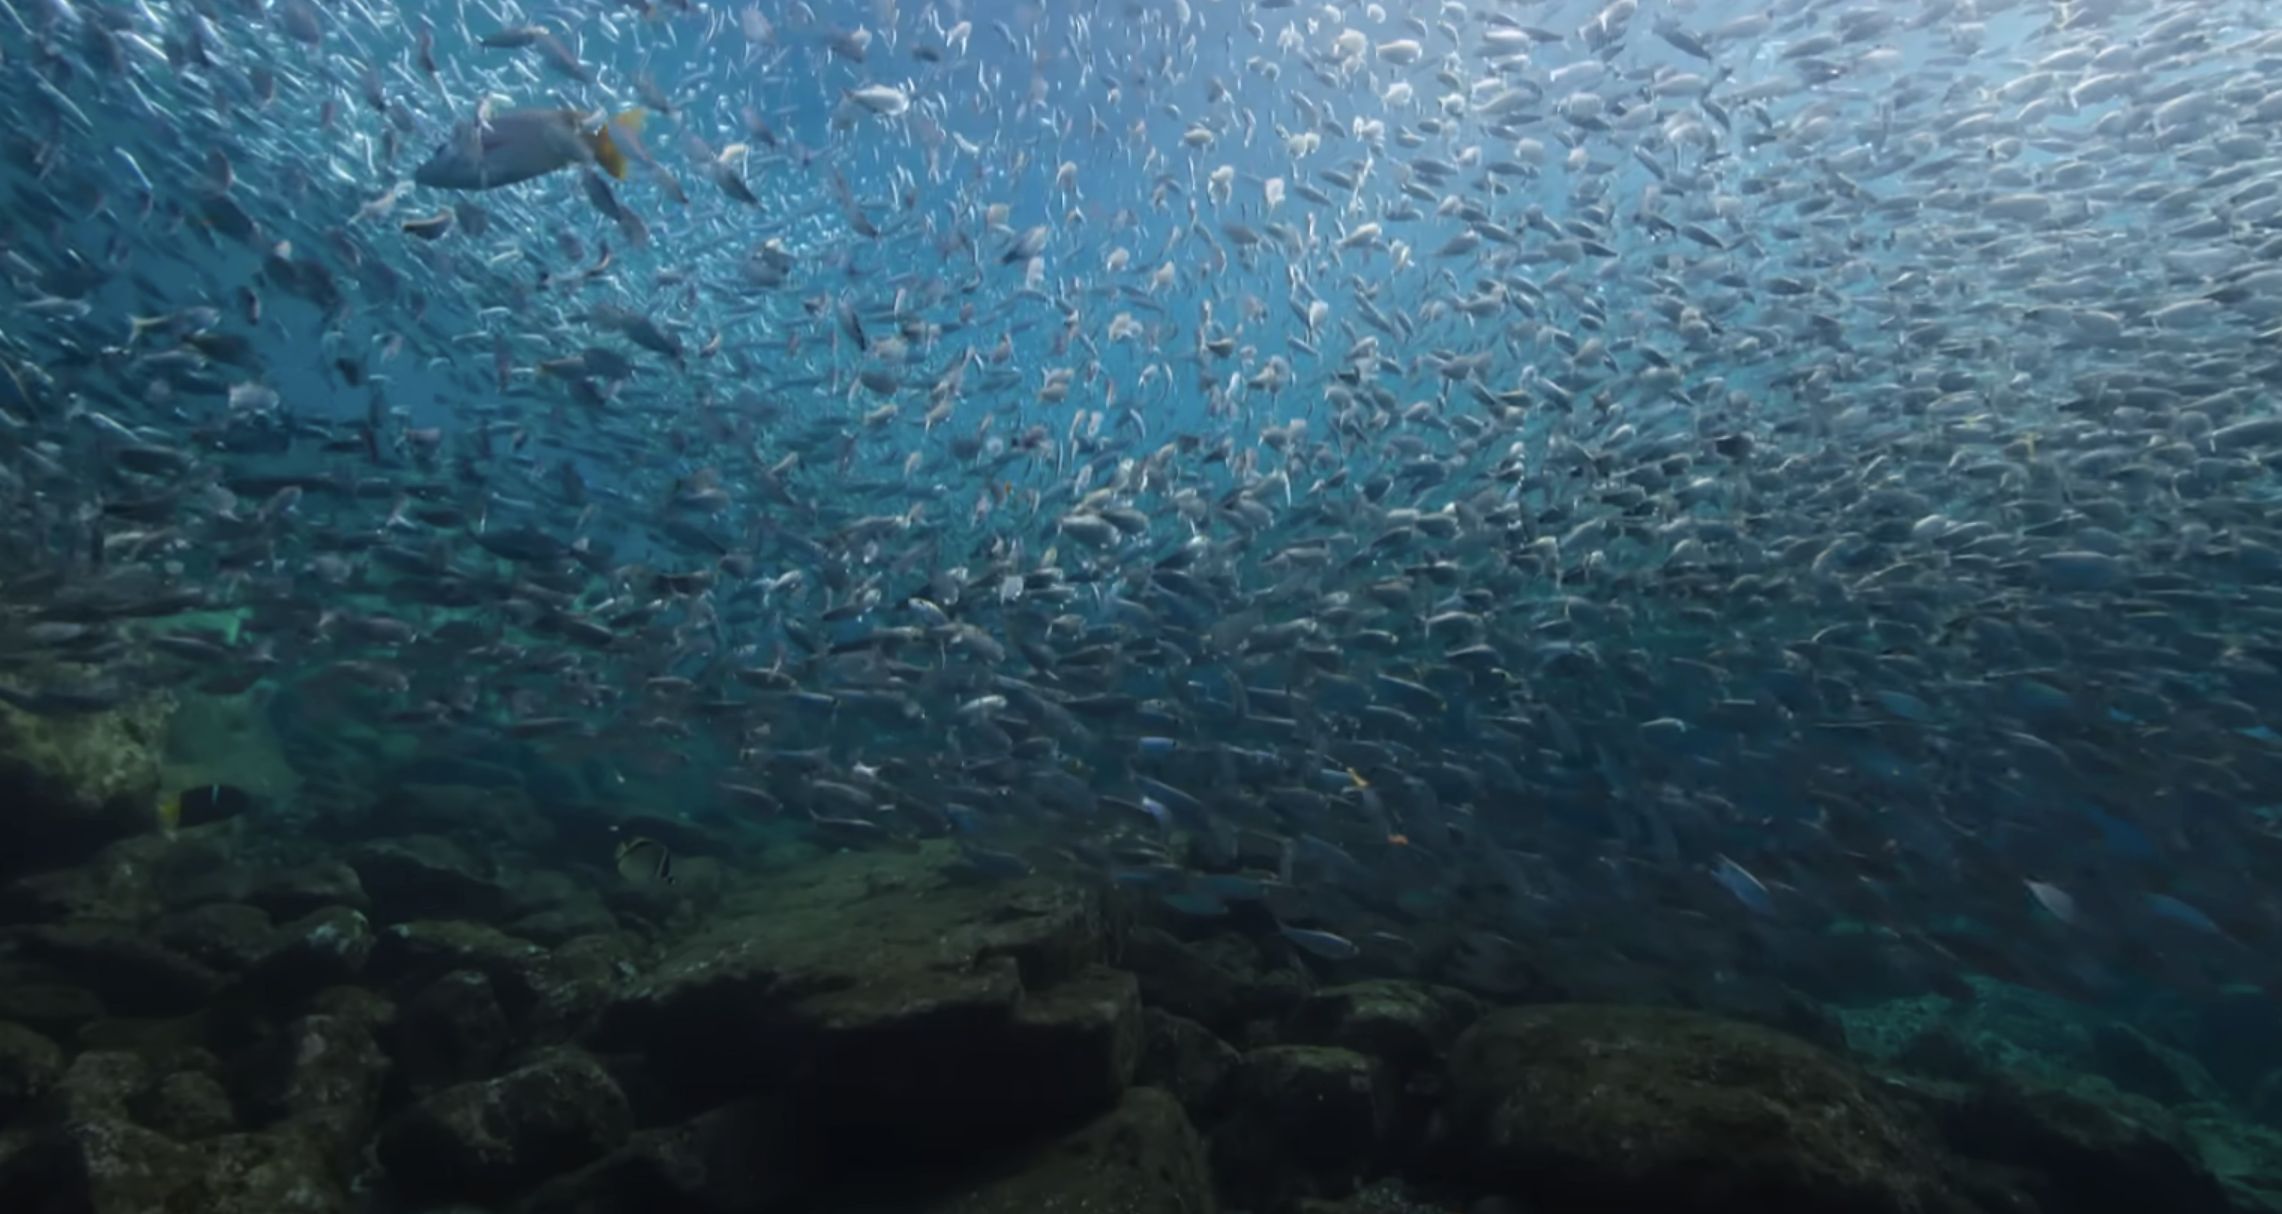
left=0, top=695, right=170, bottom=877
left=0, top=978, right=104, bottom=1039
left=591, top=846, right=1122, bottom=1159
left=1924, top=1076, right=2233, bottom=1214
left=1136, top=1009, right=1238, bottom=1116
left=15, top=923, right=222, bottom=1014
left=1284, top=981, right=1485, bottom=1069
left=1291, top=1179, right=1472, bottom=1213
left=0, top=1118, right=350, bottom=1214
left=1123, top=927, right=1311, bottom=1039
left=367, top=919, right=548, bottom=1015
left=998, top=964, right=1144, bottom=1120
left=1213, top=1045, right=1391, bottom=1208
left=234, top=1000, right=392, bottom=1150
left=164, top=1127, right=351, bottom=1213
left=249, top=906, right=375, bottom=1001
left=511, top=899, right=621, bottom=947
left=391, top=969, right=511, bottom=1092
left=2090, top=1021, right=2222, bottom=1107
left=917, top=1087, right=1214, bottom=1214
left=146, top=834, right=257, bottom=911
left=131, top=1069, right=237, bottom=1139
left=376, top=1048, right=631, bottom=1202
left=243, top=862, right=370, bottom=920
left=5, top=1117, right=194, bottom=1213
left=524, top=932, right=639, bottom=1042
left=1687, top=977, right=1850, bottom=1053
left=55, top=1050, right=150, bottom=1121
left=0, top=1021, right=63, bottom=1122
left=348, top=836, right=509, bottom=922
left=522, top=1096, right=799, bottom=1214
left=158, top=901, right=277, bottom=971
left=0, top=836, right=172, bottom=925
left=2194, top=989, right=2282, bottom=1101
left=1435, top=1004, right=1976, bottom=1214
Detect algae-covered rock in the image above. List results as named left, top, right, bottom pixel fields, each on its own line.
left=166, top=1127, right=351, bottom=1214
left=375, top=1048, right=632, bottom=1202
left=1123, top=926, right=1312, bottom=1040
left=590, top=844, right=1121, bottom=1158
left=1136, top=1008, right=1239, bottom=1116
left=0, top=1118, right=349, bottom=1214
left=248, top=905, right=376, bottom=1001
left=1920, top=1073, right=2235, bottom=1214
left=242, top=861, right=369, bottom=921
left=1842, top=978, right=2224, bottom=1110
left=130, top=1068, right=237, bottom=1139
left=918, top=1087, right=1214, bottom=1214
left=234, top=998, right=392, bottom=1151
left=1436, top=1003, right=1975, bottom=1214
left=348, top=836, right=511, bottom=923
left=14, top=923, right=221, bottom=1015
left=0, top=833, right=176, bottom=925
left=0, top=694, right=170, bottom=875
left=389, top=969, right=511, bottom=1093
left=521, top=1095, right=800, bottom=1214
left=366, top=919, right=548, bottom=1013
left=1213, top=1044, right=1392, bottom=1207
left=0, top=975, right=105, bottom=1039
left=157, top=901, right=277, bottom=972
left=0, top=1020, right=63, bottom=1122
left=1283, top=980, right=1485, bottom=1068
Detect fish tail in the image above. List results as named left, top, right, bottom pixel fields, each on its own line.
left=587, top=108, right=648, bottom=180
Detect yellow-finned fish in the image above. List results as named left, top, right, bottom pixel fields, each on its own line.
left=157, top=784, right=254, bottom=832
left=414, top=107, right=647, bottom=191
left=613, top=836, right=676, bottom=885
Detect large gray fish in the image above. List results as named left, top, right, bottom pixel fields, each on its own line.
left=412, top=106, right=646, bottom=191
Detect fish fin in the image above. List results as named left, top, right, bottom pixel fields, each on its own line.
left=588, top=108, right=650, bottom=180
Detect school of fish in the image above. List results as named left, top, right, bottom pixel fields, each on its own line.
left=5, top=0, right=2282, bottom=1012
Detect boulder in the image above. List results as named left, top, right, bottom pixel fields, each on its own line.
left=162, top=1127, right=350, bottom=1214
left=248, top=906, right=376, bottom=1002
left=157, top=902, right=277, bottom=972
left=1844, top=979, right=2223, bottom=1109
left=1123, top=927, right=1311, bottom=1041
left=916, top=1087, right=1213, bottom=1214
left=522, top=1095, right=799, bottom=1214
left=243, top=862, right=369, bottom=921
left=0, top=1120, right=349, bottom=1214
left=0, top=977, right=105, bottom=1040
left=1213, top=1045, right=1392, bottom=1207
left=233, top=998, right=392, bottom=1151
left=130, top=1069, right=237, bottom=1139
left=375, top=1049, right=631, bottom=1202
left=348, top=836, right=510, bottom=922
left=524, top=931, right=641, bottom=1043
left=367, top=919, right=547, bottom=1015
left=1435, top=1004, right=1976, bottom=1214
left=0, top=1021, right=63, bottom=1122
left=0, top=694, right=170, bottom=876
left=1283, top=980, right=1484, bottom=1069
left=590, top=845, right=1122, bottom=1161
left=0, top=834, right=175, bottom=925
left=1136, top=1009, right=1238, bottom=1116
left=390, top=969, right=511, bottom=1092
left=1921, top=1074, right=2235, bottom=1214
left=13, top=922, right=221, bottom=1015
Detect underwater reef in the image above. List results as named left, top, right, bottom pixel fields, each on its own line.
left=2, top=694, right=2281, bottom=1214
